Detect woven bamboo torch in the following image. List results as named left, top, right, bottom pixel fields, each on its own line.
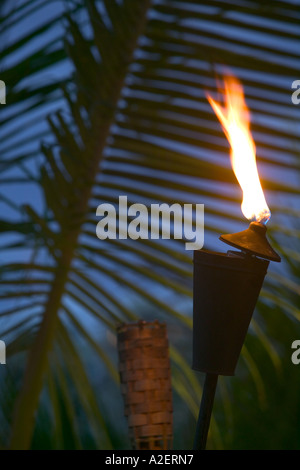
left=117, top=320, right=173, bottom=450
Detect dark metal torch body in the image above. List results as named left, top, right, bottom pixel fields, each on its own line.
left=192, top=222, right=280, bottom=450
left=193, top=249, right=269, bottom=376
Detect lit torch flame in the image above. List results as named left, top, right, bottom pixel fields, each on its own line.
left=207, top=75, right=270, bottom=224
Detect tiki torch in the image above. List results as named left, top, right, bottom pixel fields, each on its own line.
left=192, top=76, right=281, bottom=450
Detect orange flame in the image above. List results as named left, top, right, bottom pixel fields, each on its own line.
left=207, top=75, right=270, bottom=224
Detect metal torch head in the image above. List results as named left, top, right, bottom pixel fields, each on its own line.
left=220, top=221, right=281, bottom=263
left=193, top=249, right=269, bottom=376
left=193, top=222, right=281, bottom=376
